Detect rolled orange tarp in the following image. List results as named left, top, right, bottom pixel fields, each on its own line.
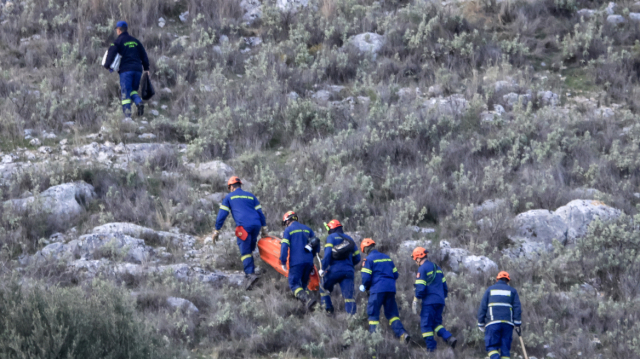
left=257, top=236, right=320, bottom=291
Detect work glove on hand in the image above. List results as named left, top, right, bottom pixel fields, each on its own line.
left=478, top=326, right=485, bottom=333
left=211, top=230, right=220, bottom=244
left=281, top=264, right=288, bottom=272
left=359, top=285, right=366, bottom=292
left=318, top=269, right=325, bottom=277
left=515, top=326, right=522, bottom=336
left=260, top=226, right=269, bottom=237
left=412, top=298, right=418, bottom=315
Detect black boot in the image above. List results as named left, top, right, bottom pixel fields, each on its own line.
left=399, top=333, right=410, bottom=345
left=244, top=273, right=260, bottom=290
left=137, top=103, right=144, bottom=116
left=296, top=290, right=317, bottom=311
left=446, top=336, right=458, bottom=349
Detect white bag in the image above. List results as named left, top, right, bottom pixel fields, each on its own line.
left=101, top=49, right=121, bottom=72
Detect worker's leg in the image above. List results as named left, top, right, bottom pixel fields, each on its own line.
left=129, top=71, right=143, bottom=106
left=420, top=304, right=437, bottom=351
left=382, top=292, right=407, bottom=338
left=485, top=324, right=501, bottom=359
left=338, top=272, right=356, bottom=315
left=433, top=303, right=452, bottom=341
left=499, top=323, right=513, bottom=359
left=300, top=262, right=313, bottom=292
left=288, top=264, right=304, bottom=296
left=320, top=272, right=338, bottom=312
left=119, top=72, right=134, bottom=116
left=237, top=236, right=255, bottom=275
left=366, top=293, right=382, bottom=333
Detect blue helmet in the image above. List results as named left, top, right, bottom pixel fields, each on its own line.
left=116, top=20, right=128, bottom=29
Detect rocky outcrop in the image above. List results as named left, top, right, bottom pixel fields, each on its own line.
left=422, top=95, right=469, bottom=117
left=192, top=160, right=234, bottom=182
left=167, top=296, right=199, bottom=313
left=439, top=241, right=497, bottom=275
left=73, top=142, right=180, bottom=170
left=555, top=200, right=621, bottom=243
left=349, top=33, right=385, bottom=55
left=92, top=222, right=197, bottom=251
left=508, top=209, right=568, bottom=248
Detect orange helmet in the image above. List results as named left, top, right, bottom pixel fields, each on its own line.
left=360, top=238, right=376, bottom=254
left=227, top=176, right=242, bottom=186
left=412, top=247, right=428, bottom=261
left=324, top=219, right=342, bottom=232
left=497, top=271, right=511, bottom=281
left=282, top=211, right=298, bottom=226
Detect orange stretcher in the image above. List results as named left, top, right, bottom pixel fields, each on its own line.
left=257, top=236, right=320, bottom=291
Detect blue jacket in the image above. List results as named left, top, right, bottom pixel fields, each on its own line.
left=477, top=279, right=522, bottom=328
left=104, top=31, right=150, bottom=74
left=360, top=249, right=398, bottom=293
left=321, top=228, right=361, bottom=273
left=414, top=260, right=448, bottom=305
left=280, top=221, right=319, bottom=267
left=215, top=188, right=266, bottom=230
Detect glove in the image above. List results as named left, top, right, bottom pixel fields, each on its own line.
left=281, top=264, right=288, bottom=272
left=478, top=326, right=485, bottom=333
left=359, top=285, right=366, bottom=292
left=318, top=269, right=325, bottom=277
left=211, top=230, right=220, bottom=244
left=412, top=298, right=418, bottom=315
left=261, top=226, right=269, bottom=237
left=515, top=326, right=522, bottom=336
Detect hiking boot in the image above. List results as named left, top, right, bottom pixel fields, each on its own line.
left=137, top=103, right=144, bottom=116
left=296, top=290, right=317, bottom=311
left=244, top=273, right=260, bottom=290
left=446, top=336, right=458, bottom=349
left=400, top=333, right=411, bottom=345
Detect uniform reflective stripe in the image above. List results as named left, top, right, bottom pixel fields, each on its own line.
left=240, top=254, right=252, bottom=261
left=442, top=277, right=446, bottom=282
left=501, top=357, right=510, bottom=359
left=130, top=91, right=138, bottom=95
left=422, top=332, right=434, bottom=337
left=325, top=243, right=334, bottom=248
left=393, top=267, right=398, bottom=273
left=490, top=290, right=511, bottom=297
left=436, top=270, right=443, bottom=274
left=230, top=195, right=254, bottom=200
left=486, top=320, right=514, bottom=327
left=488, top=350, right=500, bottom=357
left=435, top=325, right=444, bottom=332
left=489, top=303, right=512, bottom=307
left=478, top=323, right=484, bottom=327
left=321, top=293, right=330, bottom=297
left=122, top=99, right=132, bottom=104
left=369, top=321, right=379, bottom=325
left=254, top=205, right=262, bottom=210
left=426, top=271, right=433, bottom=276
left=345, top=299, right=355, bottom=302
left=294, top=288, right=303, bottom=296
left=373, top=259, right=392, bottom=263
left=353, top=250, right=360, bottom=256
left=219, top=205, right=230, bottom=212
left=513, top=320, right=521, bottom=325
left=415, top=280, right=427, bottom=285
left=281, top=239, right=290, bottom=245
left=361, top=268, right=372, bottom=274
left=389, top=317, right=399, bottom=325
left=290, top=229, right=310, bottom=234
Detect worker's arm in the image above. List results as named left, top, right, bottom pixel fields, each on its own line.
left=254, top=197, right=266, bottom=226
left=360, top=259, right=373, bottom=290
left=214, top=196, right=231, bottom=230
left=512, top=289, right=522, bottom=326
left=415, top=266, right=427, bottom=299
left=443, top=274, right=448, bottom=298
left=351, top=246, right=361, bottom=266
left=477, top=289, right=489, bottom=327
left=392, top=260, right=399, bottom=280
left=310, top=229, right=320, bottom=255
left=279, top=229, right=291, bottom=266
left=103, top=42, right=118, bottom=69
left=137, top=40, right=150, bottom=71
left=321, top=236, right=332, bottom=270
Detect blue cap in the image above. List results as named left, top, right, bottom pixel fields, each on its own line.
left=116, top=21, right=128, bottom=29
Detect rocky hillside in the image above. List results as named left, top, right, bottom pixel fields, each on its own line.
left=1, top=0, right=640, bottom=358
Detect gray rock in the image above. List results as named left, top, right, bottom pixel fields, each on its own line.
left=423, top=95, right=469, bottom=117
left=508, top=209, right=568, bottom=249
left=502, top=240, right=546, bottom=261
left=4, top=182, right=96, bottom=224
left=606, top=2, right=617, bottom=15
left=494, top=104, right=505, bottom=114
left=138, top=133, right=157, bottom=140
left=151, top=109, right=159, bottom=116
left=240, top=0, right=262, bottom=23
left=398, top=240, right=432, bottom=256
left=630, top=12, right=640, bottom=21
left=554, top=199, right=621, bottom=243
left=312, top=90, right=331, bottom=105
left=276, top=0, right=308, bottom=12
left=438, top=240, right=470, bottom=273
left=410, top=226, right=435, bottom=234
left=287, top=91, right=299, bottom=101
left=244, top=36, right=262, bottom=47
left=179, top=11, right=189, bottom=23
left=427, top=84, right=443, bottom=97
left=462, top=255, right=498, bottom=275
left=503, top=92, right=531, bottom=108
left=166, top=296, right=199, bottom=313
left=397, top=87, right=421, bottom=102
left=494, top=80, right=516, bottom=92
left=194, top=160, right=234, bottom=182
left=607, top=15, right=625, bottom=24
left=349, top=32, right=385, bottom=55
left=537, top=90, right=560, bottom=107
left=92, top=222, right=197, bottom=251
left=474, top=199, right=507, bottom=218
left=158, top=17, right=166, bottom=28
left=29, top=138, right=41, bottom=146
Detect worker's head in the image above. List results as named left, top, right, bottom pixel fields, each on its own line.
left=324, top=219, right=342, bottom=234
left=281, top=211, right=298, bottom=227
left=411, top=247, right=428, bottom=265
left=115, top=21, right=128, bottom=35
left=227, top=176, right=242, bottom=191
left=496, top=271, right=510, bottom=282
left=360, top=238, right=376, bottom=255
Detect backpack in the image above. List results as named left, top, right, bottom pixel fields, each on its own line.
left=140, top=72, right=155, bottom=101
left=331, top=236, right=356, bottom=260
left=101, top=50, right=121, bottom=72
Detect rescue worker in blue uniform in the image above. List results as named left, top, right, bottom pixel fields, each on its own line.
left=103, top=21, right=150, bottom=118
left=319, top=219, right=360, bottom=314
left=477, top=271, right=522, bottom=359
left=280, top=211, right=320, bottom=310
left=213, top=176, right=268, bottom=289
left=411, top=247, right=457, bottom=351
left=360, top=238, right=410, bottom=344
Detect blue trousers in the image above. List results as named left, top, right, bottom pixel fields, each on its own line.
left=238, top=225, right=260, bottom=275
left=289, top=262, right=314, bottom=296
left=367, top=292, right=407, bottom=338
left=119, top=71, right=142, bottom=116
left=320, top=271, right=356, bottom=314
left=485, top=323, right=514, bottom=359
left=420, top=303, right=452, bottom=351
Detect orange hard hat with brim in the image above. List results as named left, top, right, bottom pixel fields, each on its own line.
left=227, top=176, right=242, bottom=186
left=282, top=211, right=298, bottom=226
left=360, top=238, right=376, bottom=254
left=497, top=271, right=511, bottom=281
left=325, top=219, right=342, bottom=231
left=412, top=247, right=428, bottom=261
